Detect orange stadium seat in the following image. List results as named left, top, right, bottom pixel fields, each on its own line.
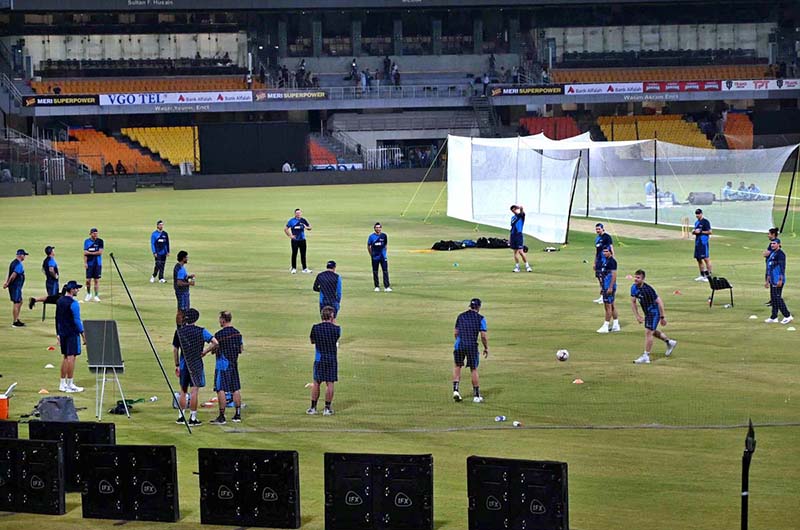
left=519, top=116, right=580, bottom=140
left=724, top=113, right=754, bottom=150
left=308, top=139, right=337, bottom=166
left=53, top=128, right=167, bottom=175
left=31, top=76, right=266, bottom=95
left=552, top=64, right=770, bottom=84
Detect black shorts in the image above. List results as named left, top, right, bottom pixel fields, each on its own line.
left=510, top=234, right=524, bottom=250
left=453, top=349, right=480, bottom=369
left=85, top=263, right=102, bottom=279
left=313, top=359, right=338, bottom=383
left=60, top=335, right=81, bottom=356
left=213, top=358, right=241, bottom=392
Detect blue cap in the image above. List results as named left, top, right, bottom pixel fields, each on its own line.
left=470, top=298, right=482, bottom=309
left=602, top=246, right=612, bottom=252
left=183, top=308, right=199, bottom=324
left=772, top=238, right=781, bottom=245
left=16, top=249, right=28, bottom=255
left=595, top=223, right=604, bottom=228
left=90, top=227, right=98, bottom=233
left=64, top=280, right=82, bottom=290
left=327, top=260, right=337, bottom=269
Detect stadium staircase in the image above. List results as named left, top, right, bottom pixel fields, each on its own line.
left=470, top=95, right=499, bottom=137
left=114, top=131, right=180, bottom=184
left=309, top=133, right=362, bottom=165
left=53, top=128, right=167, bottom=176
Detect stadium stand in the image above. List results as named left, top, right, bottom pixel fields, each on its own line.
left=724, top=113, right=754, bottom=150
left=53, top=128, right=166, bottom=175
left=519, top=117, right=580, bottom=140
left=31, top=75, right=264, bottom=95
left=560, top=48, right=763, bottom=69
left=308, top=139, right=338, bottom=166
left=597, top=115, right=713, bottom=148
left=121, top=127, right=200, bottom=171
left=551, top=64, right=770, bottom=84
left=37, top=58, right=245, bottom=78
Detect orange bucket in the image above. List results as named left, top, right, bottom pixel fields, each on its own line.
left=0, top=397, right=8, bottom=420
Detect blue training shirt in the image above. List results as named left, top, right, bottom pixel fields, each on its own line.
left=84, top=237, right=104, bottom=266
left=286, top=217, right=310, bottom=241
left=151, top=230, right=170, bottom=256
left=510, top=212, right=525, bottom=236
left=55, top=295, right=83, bottom=337
left=694, top=218, right=711, bottom=245
left=767, top=249, right=786, bottom=286
left=313, top=270, right=342, bottom=305
left=310, top=321, right=340, bottom=361
left=368, top=232, right=388, bottom=260
left=7, top=259, right=24, bottom=289
left=631, top=282, right=659, bottom=312
left=174, top=263, right=189, bottom=293
left=595, top=233, right=613, bottom=260
left=454, top=310, right=487, bottom=352
left=600, top=256, right=618, bottom=290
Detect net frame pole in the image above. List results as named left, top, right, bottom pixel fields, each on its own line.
left=109, top=253, right=192, bottom=434
left=400, top=136, right=448, bottom=218
left=564, top=150, right=583, bottom=245
left=653, top=138, right=659, bottom=226
left=779, top=146, right=799, bottom=235
left=585, top=147, right=590, bottom=217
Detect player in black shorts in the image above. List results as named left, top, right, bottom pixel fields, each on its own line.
left=452, top=298, right=489, bottom=403
left=307, top=306, right=341, bottom=416
left=209, top=311, right=244, bottom=425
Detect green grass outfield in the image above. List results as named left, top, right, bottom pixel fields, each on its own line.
left=1, top=183, right=798, bottom=530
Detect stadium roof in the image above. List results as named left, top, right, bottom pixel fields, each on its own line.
left=3, top=0, right=738, bottom=11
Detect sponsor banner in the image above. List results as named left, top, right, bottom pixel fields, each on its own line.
left=565, top=83, right=642, bottom=95
left=100, top=91, right=252, bottom=106
left=490, top=85, right=564, bottom=97
left=23, top=94, right=98, bottom=107
left=723, top=79, right=800, bottom=91
left=253, top=89, right=328, bottom=101
left=312, top=163, right=363, bottom=171
left=643, top=80, right=721, bottom=92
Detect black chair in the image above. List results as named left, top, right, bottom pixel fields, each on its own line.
left=709, top=276, right=734, bottom=307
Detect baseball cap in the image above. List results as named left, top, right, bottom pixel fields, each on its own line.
left=44, top=245, right=55, bottom=255
left=16, top=249, right=28, bottom=255
left=156, top=219, right=163, bottom=225
left=64, top=280, right=82, bottom=290
left=327, top=260, right=337, bottom=269
left=595, top=223, right=604, bottom=228
left=90, top=227, right=98, bottom=233
left=469, top=298, right=482, bottom=309
left=772, top=238, right=781, bottom=245
left=602, top=246, right=612, bottom=251
left=694, top=209, right=703, bottom=214
left=183, top=308, right=200, bottom=324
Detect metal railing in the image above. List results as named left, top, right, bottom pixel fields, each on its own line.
left=331, top=113, right=477, bottom=132
left=321, top=83, right=471, bottom=101
left=1, top=73, right=23, bottom=104
left=329, top=130, right=361, bottom=156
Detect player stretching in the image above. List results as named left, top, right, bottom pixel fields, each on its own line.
left=630, top=270, right=677, bottom=364
left=593, top=223, right=613, bottom=303
left=596, top=246, right=620, bottom=333
left=509, top=205, right=531, bottom=272
left=692, top=209, right=712, bottom=281
left=452, top=298, right=489, bottom=403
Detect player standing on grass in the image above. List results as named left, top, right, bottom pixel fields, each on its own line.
left=764, top=239, right=793, bottom=324
left=210, top=311, right=244, bottom=425
left=763, top=228, right=779, bottom=306
left=592, top=223, right=613, bottom=303
left=83, top=228, right=104, bottom=301
left=3, top=248, right=28, bottom=327
left=285, top=208, right=312, bottom=274
left=173, top=250, right=195, bottom=326
left=313, top=260, right=342, bottom=317
left=307, top=306, right=340, bottom=416
left=596, top=246, right=620, bottom=333
left=150, top=220, right=170, bottom=283
left=509, top=205, right=532, bottom=272
left=173, top=308, right=218, bottom=426
left=452, top=298, right=489, bottom=403
left=55, top=280, right=86, bottom=392
left=367, top=222, right=392, bottom=292
left=692, top=209, right=712, bottom=281
left=630, top=270, right=677, bottom=364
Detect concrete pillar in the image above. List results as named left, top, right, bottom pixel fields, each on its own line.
left=473, top=17, right=483, bottom=55
left=509, top=18, right=520, bottom=54
left=432, top=19, right=442, bottom=56
left=393, top=19, right=403, bottom=56
left=277, top=19, right=287, bottom=58
left=352, top=19, right=362, bottom=57
left=312, top=19, right=322, bottom=57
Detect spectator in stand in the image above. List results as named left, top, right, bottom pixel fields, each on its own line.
left=374, top=69, right=381, bottom=90
left=393, top=66, right=401, bottom=87
left=512, top=66, right=519, bottom=84
left=737, top=181, right=748, bottom=200
left=482, top=73, right=490, bottom=96
left=115, top=160, right=127, bottom=175
left=722, top=181, right=736, bottom=201
left=259, top=64, right=266, bottom=86
left=383, top=55, right=391, bottom=78
left=282, top=161, right=292, bottom=173
left=350, top=58, right=358, bottom=80
left=104, top=162, right=114, bottom=176
left=489, top=53, right=496, bottom=74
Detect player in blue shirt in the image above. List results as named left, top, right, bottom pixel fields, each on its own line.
left=692, top=209, right=712, bottom=281
left=313, top=260, right=342, bottom=317
left=284, top=208, right=313, bottom=274
left=596, top=247, right=620, bottom=333
left=3, top=248, right=28, bottom=327
left=762, top=228, right=779, bottom=306
left=173, top=250, right=195, bottom=326
left=307, top=306, right=341, bottom=416
left=630, top=269, right=677, bottom=364
left=452, top=298, right=489, bottom=403
left=55, top=280, right=86, bottom=392
left=150, top=220, right=170, bottom=283
left=83, top=227, right=104, bottom=301
left=29, top=246, right=63, bottom=311
left=764, top=239, right=793, bottom=324
left=592, top=223, right=614, bottom=303
left=367, top=222, right=392, bottom=292
left=509, top=205, right=532, bottom=272
left=209, top=311, right=244, bottom=425
left=172, top=308, right=218, bottom=426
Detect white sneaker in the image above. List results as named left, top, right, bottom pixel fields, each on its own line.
left=384, top=287, right=392, bottom=292
left=512, top=267, right=520, bottom=273
left=665, top=340, right=677, bottom=357
left=59, top=382, right=68, bottom=392
left=290, top=268, right=297, bottom=274
left=610, top=324, right=621, bottom=332
left=322, top=408, right=334, bottom=416
left=159, top=278, right=166, bottom=283
left=473, top=396, right=484, bottom=403
left=781, top=316, right=794, bottom=325
left=93, top=296, right=101, bottom=302
left=526, top=266, right=532, bottom=272
left=633, top=353, right=651, bottom=364
left=374, top=287, right=381, bottom=292
left=701, top=276, right=709, bottom=282
left=764, top=317, right=779, bottom=323
left=593, top=296, right=604, bottom=304
left=694, top=276, right=706, bottom=282
left=302, top=268, right=312, bottom=274
left=452, top=391, right=462, bottom=402
left=150, top=276, right=155, bottom=283
left=306, top=407, right=317, bottom=415
left=596, top=324, right=609, bottom=334
left=84, top=293, right=92, bottom=302
left=68, top=383, right=84, bottom=392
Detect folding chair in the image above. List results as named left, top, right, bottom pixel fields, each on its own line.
left=708, top=276, right=734, bottom=307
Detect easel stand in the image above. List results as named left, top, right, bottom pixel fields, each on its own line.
left=95, top=365, right=129, bottom=420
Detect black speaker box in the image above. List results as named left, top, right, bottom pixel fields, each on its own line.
left=28, top=421, right=115, bottom=492
left=0, top=438, right=65, bottom=515
left=467, top=456, right=568, bottom=530
left=325, top=453, right=433, bottom=530
left=199, top=448, right=301, bottom=528
left=0, top=420, right=18, bottom=439
left=80, top=444, right=179, bottom=522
